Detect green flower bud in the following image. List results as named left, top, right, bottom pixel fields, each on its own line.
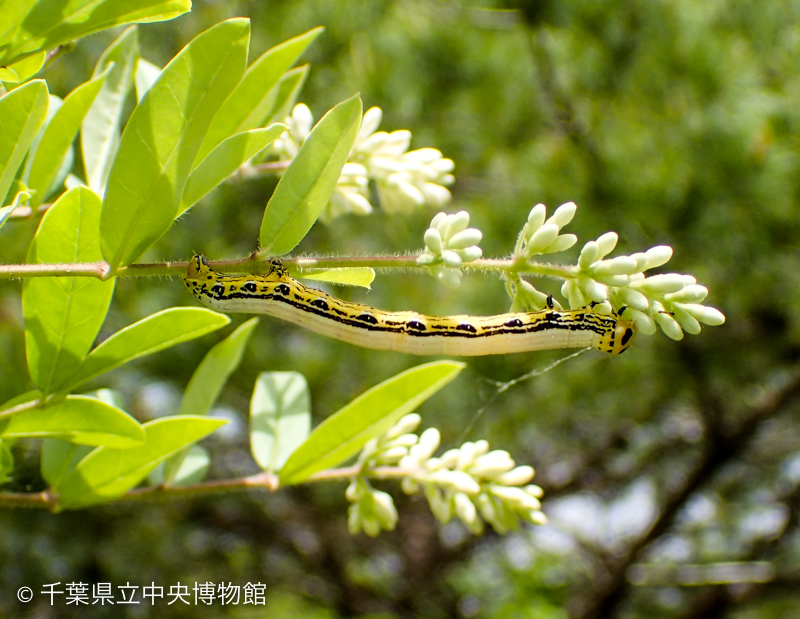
left=545, top=234, right=578, bottom=253
left=654, top=310, right=684, bottom=340
left=526, top=223, right=560, bottom=254
left=455, top=246, right=482, bottom=263
left=664, top=285, right=709, bottom=303
left=644, top=245, right=673, bottom=269
left=441, top=249, right=464, bottom=268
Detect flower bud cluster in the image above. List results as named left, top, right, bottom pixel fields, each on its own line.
left=346, top=414, right=546, bottom=537
left=271, top=105, right=455, bottom=222
left=560, top=230, right=725, bottom=339
left=515, top=202, right=579, bottom=258
left=417, top=211, right=483, bottom=288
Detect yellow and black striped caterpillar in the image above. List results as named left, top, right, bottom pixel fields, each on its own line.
left=184, top=255, right=635, bottom=355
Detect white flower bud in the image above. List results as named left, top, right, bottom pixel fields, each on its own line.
left=375, top=445, right=410, bottom=465
left=411, top=427, right=440, bottom=460
left=448, top=228, right=483, bottom=249
left=372, top=490, right=398, bottom=527
left=424, top=228, right=443, bottom=254
left=469, top=454, right=516, bottom=480
left=644, top=245, right=673, bottom=269
left=386, top=414, right=422, bottom=439
left=346, top=481, right=361, bottom=502
left=441, top=250, right=463, bottom=268
left=665, top=285, right=709, bottom=303
left=420, top=183, right=451, bottom=207
left=429, top=470, right=481, bottom=494
left=625, top=308, right=658, bottom=335
left=416, top=253, right=435, bottom=265
left=545, top=233, right=578, bottom=253
left=489, top=485, right=529, bottom=506
left=681, top=304, right=726, bottom=325
left=630, top=273, right=695, bottom=294
left=547, top=201, right=577, bottom=228
left=430, top=211, right=448, bottom=229
left=579, top=241, right=600, bottom=269
left=291, top=103, right=314, bottom=139
left=526, top=222, right=559, bottom=253
left=562, top=280, right=587, bottom=309
left=425, top=485, right=452, bottom=522
left=358, top=130, right=389, bottom=153
left=387, top=434, right=420, bottom=450
left=528, top=511, right=548, bottom=525
left=527, top=203, right=547, bottom=231
left=455, top=246, right=482, bottom=263
left=454, top=492, right=478, bottom=527
left=592, top=256, right=639, bottom=276
left=593, top=301, right=613, bottom=315
left=404, top=147, right=442, bottom=163
left=654, top=311, right=684, bottom=340
left=581, top=278, right=609, bottom=303
left=525, top=484, right=544, bottom=498
left=379, top=130, right=412, bottom=156
left=440, top=210, right=470, bottom=239
left=671, top=305, right=702, bottom=334
left=439, top=448, right=460, bottom=468
left=613, top=287, right=650, bottom=311
left=496, top=465, right=535, bottom=486
left=595, top=231, right=618, bottom=258
left=343, top=191, right=373, bottom=215
left=357, top=107, right=383, bottom=142
left=401, top=477, right=419, bottom=495
left=476, top=493, right=497, bottom=523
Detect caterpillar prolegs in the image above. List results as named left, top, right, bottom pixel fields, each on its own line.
left=184, top=255, right=636, bottom=356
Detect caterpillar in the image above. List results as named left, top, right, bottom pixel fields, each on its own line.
left=184, top=255, right=636, bottom=356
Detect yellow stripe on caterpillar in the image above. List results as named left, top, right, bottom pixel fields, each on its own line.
left=184, top=255, right=635, bottom=355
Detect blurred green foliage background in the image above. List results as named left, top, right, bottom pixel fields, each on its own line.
left=3, top=0, right=800, bottom=617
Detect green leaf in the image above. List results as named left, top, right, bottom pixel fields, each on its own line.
left=61, top=308, right=231, bottom=393
left=0, top=395, right=144, bottom=448
left=162, top=317, right=257, bottom=484
left=55, top=416, right=227, bottom=510
left=250, top=372, right=311, bottom=473
left=28, top=69, right=109, bottom=206
left=0, top=49, right=45, bottom=83
left=263, top=65, right=310, bottom=127
left=0, top=439, right=13, bottom=484
left=196, top=27, right=323, bottom=163
left=259, top=94, right=362, bottom=255
left=279, top=361, right=465, bottom=485
left=81, top=26, right=138, bottom=193
left=177, top=318, right=258, bottom=418
left=100, top=18, right=250, bottom=272
left=134, top=57, right=161, bottom=102
left=0, top=1, right=190, bottom=67
left=23, top=187, right=116, bottom=394
left=0, top=79, right=48, bottom=205
left=152, top=444, right=210, bottom=486
left=41, top=439, right=93, bottom=488
left=178, top=125, right=286, bottom=215
left=296, top=267, right=375, bottom=289
left=0, top=187, right=32, bottom=232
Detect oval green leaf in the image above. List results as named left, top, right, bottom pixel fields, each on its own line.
left=100, top=18, right=250, bottom=272
left=82, top=26, right=138, bottom=193
left=259, top=94, right=362, bottom=256
left=279, top=361, right=465, bottom=485
left=179, top=125, right=286, bottom=215
left=0, top=395, right=144, bottom=448
left=28, top=69, right=108, bottom=205
left=23, top=187, right=116, bottom=394
left=61, top=307, right=231, bottom=392
left=250, top=371, right=311, bottom=473
left=0, top=79, right=48, bottom=205
left=196, top=27, right=323, bottom=163
left=55, top=415, right=227, bottom=510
